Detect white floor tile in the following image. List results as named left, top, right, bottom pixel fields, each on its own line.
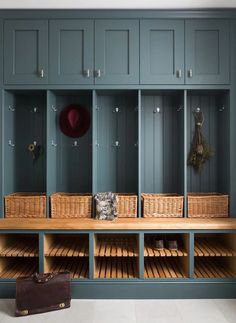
left=0, top=299, right=235, bottom=323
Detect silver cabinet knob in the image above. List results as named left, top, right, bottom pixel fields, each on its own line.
left=177, top=69, right=182, bottom=78
left=188, top=69, right=193, bottom=78
left=95, top=69, right=101, bottom=78
left=39, top=69, right=44, bottom=78
left=84, top=69, right=90, bottom=78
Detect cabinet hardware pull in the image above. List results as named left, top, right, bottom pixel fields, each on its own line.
left=39, top=69, right=44, bottom=78
left=84, top=69, right=90, bottom=78
left=188, top=69, right=193, bottom=78
left=96, top=69, right=101, bottom=78
left=177, top=69, right=182, bottom=78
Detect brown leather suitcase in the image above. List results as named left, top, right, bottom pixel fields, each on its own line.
left=15, top=272, right=71, bottom=316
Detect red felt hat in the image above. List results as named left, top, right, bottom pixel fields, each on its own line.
left=59, top=104, right=90, bottom=138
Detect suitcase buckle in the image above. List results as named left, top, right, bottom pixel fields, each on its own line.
left=59, top=303, right=65, bottom=308
left=19, top=309, right=28, bottom=316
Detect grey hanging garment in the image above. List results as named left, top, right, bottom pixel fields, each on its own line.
left=94, top=192, right=118, bottom=220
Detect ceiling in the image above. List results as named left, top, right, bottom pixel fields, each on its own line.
left=0, top=0, right=236, bottom=9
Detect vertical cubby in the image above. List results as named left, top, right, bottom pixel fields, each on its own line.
left=93, top=90, right=138, bottom=194
left=194, top=233, right=236, bottom=278
left=94, top=233, right=139, bottom=279
left=140, top=90, right=185, bottom=195
left=0, top=234, right=39, bottom=278
left=187, top=90, right=230, bottom=194
left=44, top=234, right=89, bottom=279
left=144, top=233, right=189, bottom=279
left=47, top=90, right=92, bottom=195
left=3, top=90, right=46, bottom=195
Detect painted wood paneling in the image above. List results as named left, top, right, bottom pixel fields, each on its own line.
left=187, top=91, right=230, bottom=193
left=140, top=20, right=184, bottom=84
left=52, top=91, right=92, bottom=193
left=185, top=20, right=230, bottom=84
left=4, top=20, right=48, bottom=84
left=49, top=20, right=94, bottom=84
left=95, top=20, right=139, bottom=84
left=3, top=91, right=46, bottom=194
left=141, top=91, right=184, bottom=194
left=95, top=91, right=138, bottom=193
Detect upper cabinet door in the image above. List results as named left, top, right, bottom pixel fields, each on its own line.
left=186, top=20, right=230, bottom=84
left=4, top=20, right=48, bottom=84
left=49, top=20, right=94, bottom=84
left=140, top=20, right=184, bottom=84
left=95, top=20, right=139, bottom=84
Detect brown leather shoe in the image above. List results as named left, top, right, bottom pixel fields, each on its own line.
left=167, top=240, right=178, bottom=251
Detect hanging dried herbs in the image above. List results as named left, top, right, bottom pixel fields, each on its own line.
left=188, top=109, right=213, bottom=172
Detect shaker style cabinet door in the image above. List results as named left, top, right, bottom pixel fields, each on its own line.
left=140, top=20, right=184, bottom=84
left=94, top=20, right=139, bottom=84
left=49, top=20, right=94, bottom=84
left=185, top=20, right=230, bottom=84
left=4, top=20, right=48, bottom=84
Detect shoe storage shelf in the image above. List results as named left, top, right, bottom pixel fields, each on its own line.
left=0, top=9, right=236, bottom=299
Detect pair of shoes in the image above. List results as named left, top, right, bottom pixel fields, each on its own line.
left=154, top=238, right=178, bottom=251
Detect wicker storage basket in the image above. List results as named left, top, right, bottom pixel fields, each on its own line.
left=142, top=193, right=184, bottom=218
left=4, top=193, right=46, bottom=218
left=117, top=194, right=137, bottom=218
left=188, top=193, right=229, bottom=218
left=50, top=193, right=92, bottom=218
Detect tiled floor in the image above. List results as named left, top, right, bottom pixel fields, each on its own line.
left=0, top=299, right=235, bottom=323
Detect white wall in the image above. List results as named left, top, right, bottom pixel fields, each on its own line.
left=0, top=0, right=235, bottom=9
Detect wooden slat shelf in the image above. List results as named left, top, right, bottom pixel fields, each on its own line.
left=0, top=218, right=236, bottom=230
left=144, top=244, right=187, bottom=257
left=45, top=238, right=88, bottom=257
left=144, top=258, right=187, bottom=279
left=194, top=238, right=236, bottom=257
left=0, top=259, right=38, bottom=279
left=194, top=258, right=235, bottom=278
left=95, top=257, right=138, bottom=279
left=47, top=258, right=89, bottom=279
left=95, top=237, right=138, bottom=257
left=0, top=239, right=38, bottom=257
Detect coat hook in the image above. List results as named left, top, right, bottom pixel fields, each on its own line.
left=32, top=107, right=38, bottom=113
left=219, top=106, right=225, bottom=112
left=8, top=140, right=15, bottom=147
left=153, top=107, right=161, bottom=113
left=177, top=107, right=183, bottom=112
left=51, top=140, right=57, bottom=147
left=72, top=140, right=79, bottom=147
left=112, top=141, right=120, bottom=147
left=113, top=107, right=120, bottom=113
left=51, top=105, right=57, bottom=112
left=8, top=105, right=15, bottom=112
left=195, top=107, right=201, bottom=113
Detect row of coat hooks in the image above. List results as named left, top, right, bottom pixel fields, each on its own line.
left=8, top=105, right=40, bottom=113
left=152, top=106, right=225, bottom=113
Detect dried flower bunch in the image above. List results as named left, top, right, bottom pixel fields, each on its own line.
left=188, top=110, right=213, bottom=172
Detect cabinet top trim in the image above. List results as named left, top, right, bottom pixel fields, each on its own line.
left=1, top=9, right=236, bottom=19
left=0, top=218, right=236, bottom=230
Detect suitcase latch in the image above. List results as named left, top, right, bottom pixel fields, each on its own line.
left=19, top=309, right=29, bottom=316
left=59, top=303, right=65, bottom=308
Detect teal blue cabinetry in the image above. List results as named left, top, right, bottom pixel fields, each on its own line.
left=140, top=20, right=184, bottom=84
left=140, top=19, right=229, bottom=85
left=4, top=20, right=48, bottom=84
left=185, top=20, right=229, bottom=84
left=94, top=20, right=139, bottom=84
left=49, top=20, right=94, bottom=84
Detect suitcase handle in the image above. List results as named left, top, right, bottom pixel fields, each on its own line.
left=33, top=273, right=55, bottom=283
